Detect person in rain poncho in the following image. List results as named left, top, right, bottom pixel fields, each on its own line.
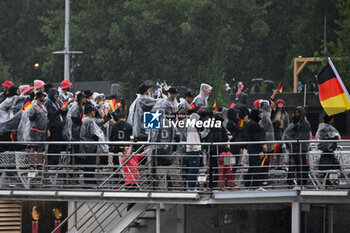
left=283, top=106, right=311, bottom=186
left=0, top=86, right=20, bottom=122
left=33, top=80, right=46, bottom=93
left=150, top=87, right=181, bottom=165
left=92, top=94, right=112, bottom=165
left=258, top=100, right=275, bottom=155
left=79, top=105, right=109, bottom=182
left=316, top=113, right=340, bottom=171
left=127, top=83, right=158, bottom=140
left=62, top=92, right=87, bottom=154
left=27, top=92, right=49, bottom=170
left=0, top=81, right=14, bottom=104
left=178, top=91, right=194, bottom=112
left=258, top=100, right=274, bottom=185
left=58, top=80, right=74, bottom=108
left=177, top=91, right=195, bottom=141
left=16, top=86, right=35, bottom=143
left=193, top=83, right=212, bottom=116
left=0, top=86, right=23, bottom=151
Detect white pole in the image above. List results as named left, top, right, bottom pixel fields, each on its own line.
left=292, top=202, right=300, bottom=233
left=64, top=0, right=70, bottom=81
left=156, top=204, right=161, bottom=233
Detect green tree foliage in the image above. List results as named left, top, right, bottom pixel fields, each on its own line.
left=38, top=0, right=269, bottom=104
left=0, top=0, right=349, bottom=104
left=0, top=0, right=60, bottom=84
left=328, top=0, right=350, bottom=88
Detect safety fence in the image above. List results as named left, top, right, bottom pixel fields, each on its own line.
left=0, top=140, right=349, bottom=191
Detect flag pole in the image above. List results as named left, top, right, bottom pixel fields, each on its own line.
left=328, top=57, right=350, bottom=100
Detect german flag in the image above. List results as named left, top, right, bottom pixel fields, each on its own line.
left=260, top=154, right=269, bottom=167
left=273, top=143, right=280, bottom=154
left=317, top=58, right=350, bottom=116
left=109, top=99, right=117, bottom=112
left=10, top=132, right=15, bottom=142
left=237, top=119, right=244, bottom=127
left=116, top=100, right=121, bottom=107
left=22, top=101, right=33, bottom=112
left=188, top=103, right=195, bottom=110
left=213, top=100, right=218, bottom=112
left=62, top=100, right=68, bottom=108
left=278, top=81, right=283, bottom=93
left=81, top=114, right=86, bottom=125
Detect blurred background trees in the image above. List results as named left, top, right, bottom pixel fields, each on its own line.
left=0, top=0, right=348, bottom=104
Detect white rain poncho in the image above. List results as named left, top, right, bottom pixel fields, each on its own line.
left=177, top=98, right=190, bottom=141
left=58, top=87, right=74, bottom=106
left=149, top=97, right=179, bottom=155
left=315, top=123, right=340, bottom=151
left=193, top=83, right=212, bottom=110
left=0, top=96, right=20, bottom=122
left=0, top=96, right=26, bottom=137
left=95, top=105, right=111, bottom=140
left=80, top=117, right=109, bottom=153
left=259, top=101, right=275, bottom=151
left=17, top=111, right=30, bottom=141
left=127, top=94, right=158, bottom=138
left=62, top=102, right=83, bottom=141
left=177, top=98, right=190, bottom=111
left=26, top=103, right=48, bottom=142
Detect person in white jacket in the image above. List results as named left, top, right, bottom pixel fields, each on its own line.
left=186, top=113, right=209, bottom=189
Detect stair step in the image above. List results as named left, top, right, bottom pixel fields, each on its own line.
left=146, top=208, right=166, bottom=212
left=129, top=223, right=148, bottom=228
left=138, top=217, right=156, bottom=220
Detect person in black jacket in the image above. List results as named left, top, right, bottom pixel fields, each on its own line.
left=45, top=88, right=67, bottom=165
left=110, top=111, right=133, bottom=169
left=226, top=108, right=244, bottom=164
left=283, top=106, right=311, bottom=186
left=110, top=111, right=132, bottom=152
left=244, top=108, right=267, bottom=188
left=205, top=113, right=229, bottom=188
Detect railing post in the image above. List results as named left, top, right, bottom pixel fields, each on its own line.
left=292, top=202, right=300, bottom=233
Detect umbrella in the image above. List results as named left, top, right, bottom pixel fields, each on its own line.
left=252, top=78, right=264, bottom=83
left=263, top=80, right=275, bottom=85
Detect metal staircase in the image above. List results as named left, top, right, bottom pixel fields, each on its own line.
left=52, top=202, right=154, bottom=233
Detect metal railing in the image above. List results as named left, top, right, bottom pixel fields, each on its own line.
left=0, top=140, right=349, bottom=192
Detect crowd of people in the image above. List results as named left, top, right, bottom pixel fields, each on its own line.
left=0, top=79, right=342, bottom=189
